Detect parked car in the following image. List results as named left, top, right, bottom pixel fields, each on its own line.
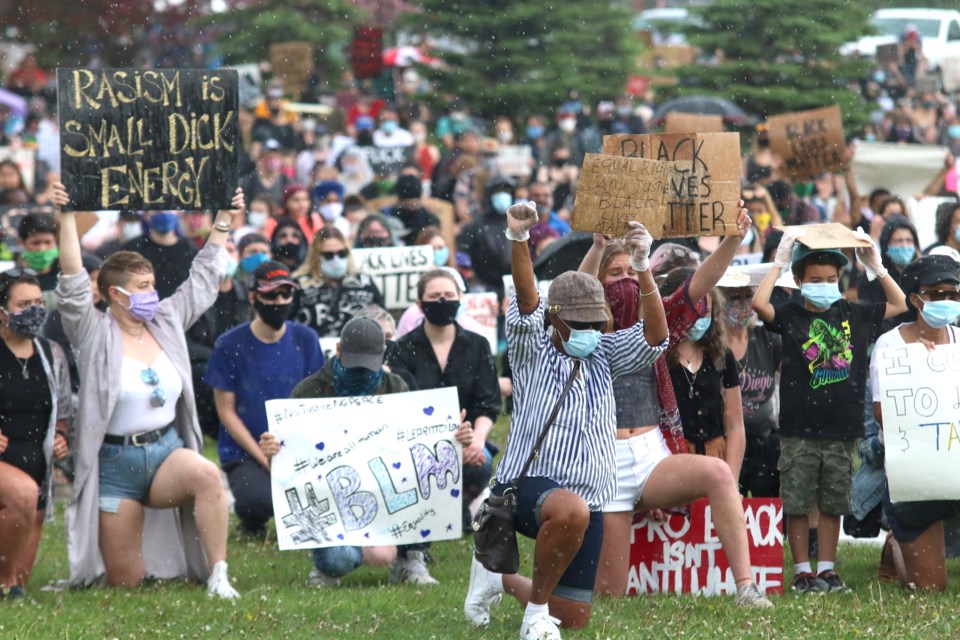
left=840, top=8, right=960, bottom=72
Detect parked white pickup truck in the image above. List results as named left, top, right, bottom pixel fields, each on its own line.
left=841, top=8, right=960, bottom=72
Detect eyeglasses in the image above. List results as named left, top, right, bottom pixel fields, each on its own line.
left=141, top=367, right=166, bottom=408
left=322, top=250, right=349, bottom=260
left=4, top=267, right=38, bottom=278
left=918, top=289, right=960, bottom=302
left=258, top=288, right=294, bottom=301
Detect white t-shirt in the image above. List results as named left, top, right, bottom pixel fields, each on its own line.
left=869, top=323, right=960, bottom=401
left=106, top=352, right=182, bottom=435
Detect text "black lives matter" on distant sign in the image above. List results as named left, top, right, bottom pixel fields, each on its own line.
left=58, top=68, right=238, bottom=211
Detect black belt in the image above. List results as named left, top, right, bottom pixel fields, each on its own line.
left=103, top=425, right=171, bottom=447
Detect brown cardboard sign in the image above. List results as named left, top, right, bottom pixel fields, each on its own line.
left=876, top=43, right=900, bottom=66
left=775, top=223, right=871, bottom=249
left=664, top=112, right=724, bottom=133
left=598, top=133, right=742, bottom=238
left=269, top=42, right=314, bottom=99
left=765, top=105, right=845, bottom=181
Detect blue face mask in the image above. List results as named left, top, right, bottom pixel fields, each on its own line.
left=559, top=320, right=601, bottom=359
left=954, top=226, right=960, bottom=244
left=686, top=315, right=712, bottom=342
left=149, top=212, right=179, bottom=235
left=801, top=282, right=842, bottom=309
left=526, top=125, right=544, bottom=140
left=919, top=300, right=960, bottom=328
left=241, top=252, right=269, bottom=274
left=886, top=246, right=915, bottom=268
left=433, top=247, right=449, bottom=266
left=382, top=120, right=399, bottom=134
left=948, top=124, right=960, bottom=139
left=491, top=192, right=513, bottom=214
left=321, top=256, right=348, bottom=279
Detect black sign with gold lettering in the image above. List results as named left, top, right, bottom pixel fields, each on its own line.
left=58, top=68, right=239, bottom=211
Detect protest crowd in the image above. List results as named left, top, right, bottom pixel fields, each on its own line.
left=3, top=13, right=960, bottom=640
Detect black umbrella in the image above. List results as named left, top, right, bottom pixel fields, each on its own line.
left=652, top=95, right=757, bottom=127
left=533, top=231, right=595, bottom=280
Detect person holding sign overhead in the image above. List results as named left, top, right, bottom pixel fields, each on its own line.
left=753, top=227, right=907, bottom=594
left=464, top=202, right=668, bottom=640
left=869, top=255, right=960, bottom=592
left=53, top=181, right=245, bottom=599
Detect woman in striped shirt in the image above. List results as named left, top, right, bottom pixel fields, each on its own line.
left=465, top=202, right=667, bottom=640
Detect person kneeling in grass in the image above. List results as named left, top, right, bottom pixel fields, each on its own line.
left=258, top=317, right=474, bottom=586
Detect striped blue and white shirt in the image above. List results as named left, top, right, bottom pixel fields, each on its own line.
left=496, top=297, right=667, bottom=510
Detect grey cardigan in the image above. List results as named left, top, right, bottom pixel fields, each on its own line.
left=33, top=337, right=73, bottom=510
left=55, top=242, right=223, bottom=587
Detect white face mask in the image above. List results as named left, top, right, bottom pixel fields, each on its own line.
left=121, top=223, right=142, bottom=242
left=559, top=118, right=576, bottom=133
left=248, top=212, right=268, bottom=229
left=497, top=130, right=513, bottom=144
left=319, top=202, right=344, bottom=221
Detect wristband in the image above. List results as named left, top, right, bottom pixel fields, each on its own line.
left=213, top=220, right=232, bottom=233
left=639, top=286, right=658, bottom=298
left=505, top=227, right=530, bottom=242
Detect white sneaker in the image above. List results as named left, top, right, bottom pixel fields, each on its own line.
left=206, top=561, right=239, bottom=600
left=389, top=551, right=439, bottom=586
left=519, top=611, right=562, bottom=640
left=308, top=567, right=342, bottom=588
left=464, top=555, right=504, bottom=626
left=734, top=582, right=774, bottom=608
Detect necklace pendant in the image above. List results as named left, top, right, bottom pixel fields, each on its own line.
left=688, top=386, right=694, bottom=399
left=22, top=367, right=29, bottom=380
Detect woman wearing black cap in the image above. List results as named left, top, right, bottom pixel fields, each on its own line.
left=869, top=254, right=960, bottom=591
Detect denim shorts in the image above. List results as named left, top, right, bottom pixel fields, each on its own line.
left=98, top=426, right=183, bottom=513
left=493, top=476, right=603, bottom=603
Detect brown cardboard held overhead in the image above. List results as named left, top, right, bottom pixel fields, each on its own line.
left=664, top=112, right=724, bottom=134
left=764, top=105, right=845, bottom=182
left=599, top=132, right=741, bottom=238
left=55, top=211, right=100, bottom=240
left=775, top=223, right=871, bottom=249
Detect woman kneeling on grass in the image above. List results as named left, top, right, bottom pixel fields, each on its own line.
left=54, top=182, right=243, bottom=598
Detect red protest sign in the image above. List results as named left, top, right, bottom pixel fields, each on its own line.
left=625, top=75, right=650, bottom=97
left=627, top=498, right=784, bottom=596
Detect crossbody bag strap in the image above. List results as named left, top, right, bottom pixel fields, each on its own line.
left=516, top=359, right=581, bottom=481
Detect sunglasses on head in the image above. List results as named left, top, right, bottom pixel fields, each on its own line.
left=140, top=367, right=166, bottom=408
left=4, top=267, right=38, bottom=278
left=918, top=289, right=960, bottom=302
left=322, top=249, right=349, bottom=260
left=258, top=287, right=294, bottom=301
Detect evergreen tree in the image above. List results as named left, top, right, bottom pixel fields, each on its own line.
left=408, top=0, right=641, bottom=120
left=674, top=0, right=874, bottom=129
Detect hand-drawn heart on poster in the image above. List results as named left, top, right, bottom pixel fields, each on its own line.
left=266, top=387, right=463, bottom=549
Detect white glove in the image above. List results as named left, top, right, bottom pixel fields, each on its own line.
left=504, top=201, right=538, bottom=242
left=625, top=221, right=653, bottom=272
left=774, top=228, right=804, bottom=268
left=853, top=228, right=888, bottom=280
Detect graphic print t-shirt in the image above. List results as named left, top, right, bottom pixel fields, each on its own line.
left=738, top=326, right=782, bottom=436
left=765, top=299, right=884, bottom=440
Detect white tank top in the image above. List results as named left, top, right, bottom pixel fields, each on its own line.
left=106, top=351, right=182, bottom=436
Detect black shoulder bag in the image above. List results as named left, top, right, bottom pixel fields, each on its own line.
left=472, top=360, right=581, bottom=574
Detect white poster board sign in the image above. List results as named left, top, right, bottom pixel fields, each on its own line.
left=496, top=145, right=533, bottom=178
left=876, top=343, right=960, bottom=502
left=501, top=275, right=552, bottom=306
left=353, top=245, right=434, bottom=310
left=266, top=387, right=463, bottom=549
left=851, top=142, right=949, bottom=200
left=941, top=57, right=960, bottom=94
left=729, top=251, right=762, bottom=267
left=460, top=292, right=499, bottom=353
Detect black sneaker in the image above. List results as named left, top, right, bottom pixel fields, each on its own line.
left=791, top=572, right=826, bottom=594
left=817, top=570, right=852, bottom=593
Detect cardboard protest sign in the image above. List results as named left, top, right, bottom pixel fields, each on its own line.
left=266, top=388, right=463, bottom=549
left=664, top=112, right=723, bottom=134
left=353, top=245, right=433, bottom=310
left=496, top=144, right=533, bottom=178
left=587, top=132, right=742, bottom=238
left=269, top=42, right=313, bottom=99
left=876, top=43, right=900, bottom=66
left=58, top=68, right=239, bottom=211
left=628, top=498, right=784, bottom=596
left=876, top=343, right=960, bottom=502
left=764, top=105, right=845, bottom=181
left=941, top=57, right=960, bottom=93
left=362, top=145, right=415, bottom=176
left=460, top=292, right=499, bottom=354
left=0, top=147, right=36, bottom=193
left=776, top=222, right=871, bottom=250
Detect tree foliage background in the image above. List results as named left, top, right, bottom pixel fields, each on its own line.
left=672, top=0, right=875, bottom=130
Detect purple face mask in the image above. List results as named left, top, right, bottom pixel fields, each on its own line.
left=115, top=287, right=160, bottom=322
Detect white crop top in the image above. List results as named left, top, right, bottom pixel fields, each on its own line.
left=106, top=352, right=182, bottom=436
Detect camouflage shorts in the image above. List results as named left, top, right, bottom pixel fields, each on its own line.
left=779, top=437, right=855, bottom=516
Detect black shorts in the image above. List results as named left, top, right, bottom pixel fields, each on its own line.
left=884, top=489, right=960, bottom=543
left=493, top=476, right=603, bottom=603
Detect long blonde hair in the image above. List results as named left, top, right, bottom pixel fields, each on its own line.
left=293, top=227, right=356, bottom=286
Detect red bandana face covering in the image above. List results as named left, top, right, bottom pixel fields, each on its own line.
left=604, top=277, right=640, bottom=331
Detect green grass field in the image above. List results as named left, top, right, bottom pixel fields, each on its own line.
left=3, top=423, right=960, bottom=639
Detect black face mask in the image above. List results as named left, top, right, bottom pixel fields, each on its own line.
left=254, top=299, right=292, bottom=330
left=274, top=242, right=301, bottom=260
left=421, top=299, right=459, bottom=326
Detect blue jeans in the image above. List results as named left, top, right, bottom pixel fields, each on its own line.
left=312, top=546, right=363, bottom=578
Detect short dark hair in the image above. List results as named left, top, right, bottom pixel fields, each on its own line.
left=791, top=252, right=845, bottom=281
left=935, top=201, right=960, bottom=245
left=17, top=212, right=58, bottom=241
left=0, top=269, right=40, bottom=308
